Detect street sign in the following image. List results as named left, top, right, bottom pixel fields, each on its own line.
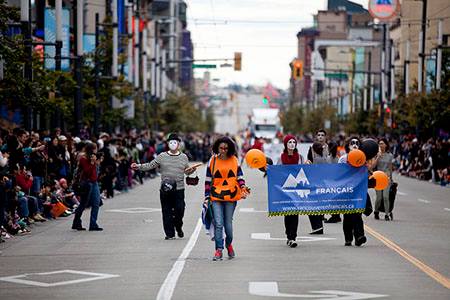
left=192, top=64, right=216, bottom=69
left=368, top=0, right=400, bottom=21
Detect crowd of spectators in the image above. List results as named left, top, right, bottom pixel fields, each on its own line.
left=390, top=136, right=449, bottom=186
left=0, top=127, right=214, bottom=243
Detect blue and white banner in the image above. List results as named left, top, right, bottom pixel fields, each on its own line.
left=44, top=8, right=70, bottom=71
left=267, top=164, right=368, bottom=216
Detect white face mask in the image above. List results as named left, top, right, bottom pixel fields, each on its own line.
left=168, top=140, right=179, bottom=151
left=287, top=139, right=297, bottom=150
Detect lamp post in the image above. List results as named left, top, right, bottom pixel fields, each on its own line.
left=21, top=0, right=33, bottom=130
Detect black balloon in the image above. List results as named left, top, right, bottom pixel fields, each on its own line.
left=360, top=139, right=379, bottom=160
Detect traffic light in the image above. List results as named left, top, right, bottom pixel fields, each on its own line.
left=234, top=52, right=242, bottom=71
left=292, top=59, right=303, bottom=80
left=262, top=95, right=270, bottom=104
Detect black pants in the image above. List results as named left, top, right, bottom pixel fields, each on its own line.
left=160, top=189, right=185, bottom=238
left=343, top=213, right=364, bottom=242
left=284, top=215, right=299, bottom=240
left=308, top=215, right=323, bottom=232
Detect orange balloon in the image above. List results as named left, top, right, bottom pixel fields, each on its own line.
left=370, top=171, right=389, bottom=190
left=245, top=149, right=267, bottom=169
left=347, top=149, right=366, bottom=167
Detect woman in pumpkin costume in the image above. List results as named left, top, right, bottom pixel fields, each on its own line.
left=205, top=136, right=250, bottom=261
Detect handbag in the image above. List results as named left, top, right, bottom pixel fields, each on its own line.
left=186, top=170, right=199, bottom=186
left=51, top=201, right=68, bottom=218
left=161, top=178, right=177, bottom=192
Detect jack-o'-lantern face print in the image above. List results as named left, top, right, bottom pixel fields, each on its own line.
left=211, top=168, right=240, bottom=201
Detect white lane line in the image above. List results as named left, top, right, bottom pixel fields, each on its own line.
left=418, top=198, right=431, bottom=204
left=397, top=191, right=407, bottom=196
left=444, top=208, right=450, bottom=212
left=156, top=218, right=202, bottom=300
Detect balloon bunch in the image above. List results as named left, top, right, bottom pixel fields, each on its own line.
left=347, top=138, right=389, bottom=191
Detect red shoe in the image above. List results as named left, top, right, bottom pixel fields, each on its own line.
left=213, top=249, right=223, bottom=261
left=227, top=244, right=235, bottom=258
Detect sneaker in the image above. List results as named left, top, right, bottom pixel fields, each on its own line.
left=287, top=240, right=298, bottom=248
left=355, top=236, right=367, bottom=247
left=213, top=249, right=223, bottom=261
left=164, top=236, right=175, bottom=240
left=89, top=227, right=103, bottom=231
left=227, top=244, right=236, bottom=258
left=72, top=225, right=86, bottom=231
left=177, top=229, right=184, bottom=238
left=374, top=212, right=380, bottom=220
left=309, top=228, right=323, bottom=235
left=345, top=241, right=352, bottom=246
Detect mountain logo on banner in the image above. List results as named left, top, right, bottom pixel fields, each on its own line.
left=281, top=168, right=311, bottom=198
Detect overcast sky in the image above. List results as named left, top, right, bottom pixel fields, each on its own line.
left=186, top=0, right=369, bottom=90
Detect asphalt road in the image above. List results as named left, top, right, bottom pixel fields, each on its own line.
left=1, top=167, right=449, bottom=300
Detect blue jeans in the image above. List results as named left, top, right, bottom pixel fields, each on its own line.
left=73, top=182, right=101, bottom=229
left=87, top=182, right=101, bottom=229
left=18, top=196, right=29, bottom=218
left=211, top=201, right=237, bottom=250
left=32, top=176, right=43, bottom=196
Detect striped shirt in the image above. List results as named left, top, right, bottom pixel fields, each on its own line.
left=138, top=151, right=189, bottom=190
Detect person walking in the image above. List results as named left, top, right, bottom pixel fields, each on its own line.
left=277, top=134, right=304, bottom=248
left=338, top=137, right=367, bottom=246
left=306, top=129, right=331, bottom=234
left=373, top=138, right=394, bottom=221
left=204, top=136, right=250, bottom=261
left=72, top=142, right=103, bottom=231
left=131, top=133, right=196, bottom=240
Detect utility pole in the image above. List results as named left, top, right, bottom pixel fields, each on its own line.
left=54, top=0, right=63, bottom=129
left=142, top=26, right=149, bottom=127
left=134, top=0, right=140, bottom=89
left=367, top=50, right=372, bottom=110
left=94, top=13, right=100, bottom=136
left=404, top=39, right=410, bottom=95
left=21, top=0, right=33, bottom=130
left=436, top=19, right=443, bottom=90
left=379, top=23, right=387, bottom=134
left=127, top=1, right=133, bottom=83
left=112, top=0, right=118, bottom=78
left=418, top=0, right=427, bottom=93
left=73, top=0, right=84, bottom=136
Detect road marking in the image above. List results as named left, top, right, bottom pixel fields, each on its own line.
left=248, top=282, right=387, bottom=299
left=106, top=207, right=161, bottom=213
left=365, top=225, right=450, bottom=289
left=417, top=198, right=431, bottom=204
left=0, top=270, right=119, bottom=287
left=444, top=208, right=450, bottom=212
left=251, top=232, right=335, bottom=242
left=156, top=218, right=202, bottom=300
left=397, top=191, right=407, bottom=196
left=240, top=207, right=267, bottom=213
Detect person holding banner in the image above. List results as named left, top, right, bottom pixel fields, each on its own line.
left=204, top=136, right=250, bottom=261
left=306, top=129, right=331, bottom=234
left=277, top=134, right=305, bottom=248
left=339, top=137, right=367, bottom=246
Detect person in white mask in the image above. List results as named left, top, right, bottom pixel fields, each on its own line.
left=131, top=133, right=196, bottom=240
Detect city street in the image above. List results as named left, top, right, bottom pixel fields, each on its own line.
left=1, top=167, right=449, bottom=300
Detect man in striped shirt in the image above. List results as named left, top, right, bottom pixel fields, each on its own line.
left=131, top=133, right=196, bottom=240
